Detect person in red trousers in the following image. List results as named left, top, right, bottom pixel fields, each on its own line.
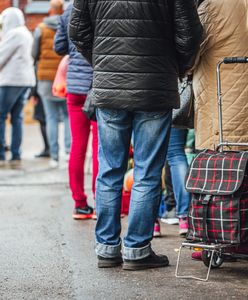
left=54, top=4, right=98, bottom=219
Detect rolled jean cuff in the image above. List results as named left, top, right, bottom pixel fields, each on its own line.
left=95, top=240, right=122, bottom=258
left=123, top=243, right=152, bottom=260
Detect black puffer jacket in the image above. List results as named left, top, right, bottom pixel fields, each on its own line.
left=69, top=0, right=202, bottom=111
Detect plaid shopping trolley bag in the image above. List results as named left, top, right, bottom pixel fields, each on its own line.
left=185, top=149, right=248, bottom=244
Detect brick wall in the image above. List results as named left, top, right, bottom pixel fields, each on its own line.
left=19, top=0, right=27, bottom=10
left=0, top=0, right=12, bottom=12
left=0, top=0, right=28, bottom=11
left=0, top=0, right=47, bottom=31
left=26, top=14, right=46, bottom=31
left=20, top=0, right=48, bottom=30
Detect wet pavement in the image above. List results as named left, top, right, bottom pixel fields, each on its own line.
left=0, top=124, right=247, bottom=300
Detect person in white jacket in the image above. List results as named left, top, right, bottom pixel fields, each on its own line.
left=0, top=7, right=35, bottom=165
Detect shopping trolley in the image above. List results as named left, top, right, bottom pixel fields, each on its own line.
left=175, top=57, right=248, bottom=281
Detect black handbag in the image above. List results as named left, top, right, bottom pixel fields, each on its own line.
left=172, top=76, right=194, bottom=129
left=82, top=89, right=97, bottom=121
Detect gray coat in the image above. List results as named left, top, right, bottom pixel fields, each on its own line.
left=0, top=8, right=35, bottom=87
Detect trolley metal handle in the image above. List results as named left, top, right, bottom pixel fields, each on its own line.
left=216, top=57, right=248, bottom=151
left=223, top=57, right=248, bottom=64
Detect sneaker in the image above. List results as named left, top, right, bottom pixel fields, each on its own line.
left=191, top=251, right=202, bottom=261
left=73, top=205, right=93, bottom=220
left=161, top=207, right=179, bottom=225
left=179, top=217, right=188, bottom=237
left=91, top=209, right=97, bottom=220
left=123, top=250, right=169, bottom=271
left=191, top=250, right=237, bottom=262
left=98, top=255, right=123, bottom=268
left=35, top=149, right=50, bottom=158
left=0, top=159, right=6, bottom=167
left=49, top=159, right=59, bottom=168
left=9, top=158, right=22, bottom=167
left=153, top=219, right=161, bottom=237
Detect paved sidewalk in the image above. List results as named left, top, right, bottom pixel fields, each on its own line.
left=0, top=125, right=247, bottom=300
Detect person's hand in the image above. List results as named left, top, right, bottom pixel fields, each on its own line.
left=29, top=96, right=39, bottom=106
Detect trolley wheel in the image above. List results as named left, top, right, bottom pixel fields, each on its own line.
left=202, top=250, right=224, bottom=269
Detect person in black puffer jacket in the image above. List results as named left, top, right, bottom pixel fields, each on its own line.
left=69, top=0, right=202, bottom=270
left=69, top=0, right=202, bottom=111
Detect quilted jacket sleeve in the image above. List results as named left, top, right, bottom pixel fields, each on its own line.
left=54, top=7, right=70, bottom=56
left=69, top=0, right=93, bottom=65
left=197, top=0, right=218, bottom=57
left=173, top=0, right=203, bottom=77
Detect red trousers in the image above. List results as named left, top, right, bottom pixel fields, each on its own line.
left=67, top=93, right=98, bottom=208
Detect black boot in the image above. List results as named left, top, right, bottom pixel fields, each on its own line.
left=123, top=251, right=169, bottom=271
left=35, top=122, right=50, bottom=158
left=98, top=256, right=123, bottom=268
left=35, top=149, right=50, bottom=158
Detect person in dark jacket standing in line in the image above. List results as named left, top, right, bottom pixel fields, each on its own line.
left=69, top=0, right=202, bottom=270
left=29, top=90, right=50, bottom=158
left=54, top=4, right=98, bottom=220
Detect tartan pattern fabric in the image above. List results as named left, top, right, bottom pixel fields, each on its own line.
left=240, top=194, right=248, bottom=242
left=185, top=150, right=248, bottom=195
left=186, top=150, right=248, bottom=244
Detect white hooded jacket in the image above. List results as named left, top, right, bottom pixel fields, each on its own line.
left=0, top=8, right=35, bottom=87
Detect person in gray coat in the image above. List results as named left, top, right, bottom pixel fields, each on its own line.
left=0, top=8, right=35, bottom=165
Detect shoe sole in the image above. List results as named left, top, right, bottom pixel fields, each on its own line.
left=191, top=257, right=202, bottom=261
left=179, top=229, right=188, bottom=237
left=180, top=233, right=187, bottom=238
left=123, top=260, right=169, bottom=271
left=160, top=218, right=179, bottom=225
left=153, top=232, right=162, bottom=237
left=9, top=161, right=21, bottom=165
left=9, top=162, right=22, bottom=168
left=73, top=214, right=93, bottom=220
left=98, top=260, right=123, bottom=268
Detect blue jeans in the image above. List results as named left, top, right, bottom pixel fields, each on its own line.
left=38, top=81, right=70, bottom=160
left=0, top=86, right=29, bottom=160
left=167, top=128, right=190, bottom=218
left=95, top=108, right=172, bottom=260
